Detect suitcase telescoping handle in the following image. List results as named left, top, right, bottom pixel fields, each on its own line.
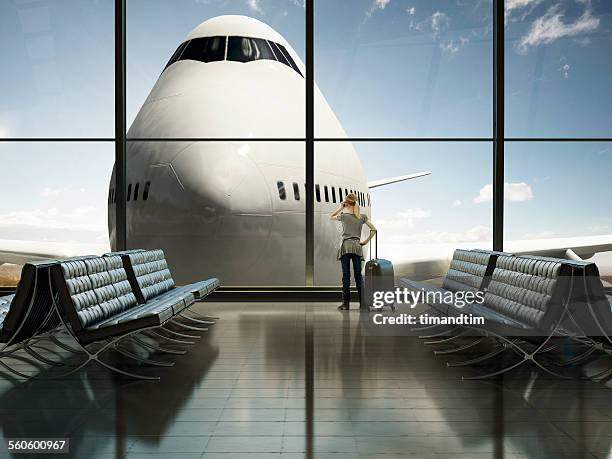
left=370, top=231, right=378, bottom=261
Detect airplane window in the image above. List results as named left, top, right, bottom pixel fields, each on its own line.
left=143, top=182, right=150, bottom=201
left=228, top=36, right=276, bottom=63
left=367, top=194, right=370, bottom=207
left=345, top=189, right=348, bottom=197
left=339, top=187, right=343, bottom=201
left=134, top=183, right=140, bottom=201
left=324, top=186, right=329, bottom=203
left=293, top=182, right=300, bottom=201
left=331, top=187, right=336, bottom=203
left=180, top=36, right=226, bottom=64
left=315, top=184, right=321, bottom=203
left=164, top=40, right=189, bottom=70
left=268, top=41, right=302, bottom=77
left=275, top=43, right=303, bottom=77
left=127, top=183, right=132, bottom=202
left=277, top=181, right=286, bottom=200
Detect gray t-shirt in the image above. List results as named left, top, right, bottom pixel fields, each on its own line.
left=339, top=212, right=368, bottom=240
left=337, top=213, right=368, bottom=260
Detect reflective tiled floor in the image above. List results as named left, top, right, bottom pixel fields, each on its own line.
left=1, top=302, right=612, bottom=458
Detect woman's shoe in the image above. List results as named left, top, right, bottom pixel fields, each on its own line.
left=337, top=304, right=349, bottom=311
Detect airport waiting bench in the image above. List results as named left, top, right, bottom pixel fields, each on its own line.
left=0, top=249, right=219, bottom=380
left=399, top=249, right=612, bottom=380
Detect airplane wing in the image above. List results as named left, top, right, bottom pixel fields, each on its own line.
left=385, top=235, right=612, bottom=281
left=0, top=239, right=110, bottom=265
left=368, top=171, right=431, bottom=189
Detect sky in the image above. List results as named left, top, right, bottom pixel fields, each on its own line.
left=0, top=0, right=611, bottom=272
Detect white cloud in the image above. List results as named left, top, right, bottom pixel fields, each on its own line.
left=518, top=2, right=600, bottom=52
left=506, top=0, right=540, bottom=14
left=366, top=0, right=391, bottom=18
left=40, top=186, right=86, bottom=198
left=522, top=230, right=556, bottom=239
left=406, top=6, right=415, bottom=15
left=291, top=0, right=305, bottom=7
left=430, top=11, right=450, bottom=37
left=473, top=182, right=534, bottom=204
left=440, top=40, right=459, bottom=54
left=452, top=200, right=462, bottom=207
left=386, top=225, right=492, bottom=245
left=376, top=208, right=431, bottom=232
left=410, top=11, right=449, bottom=37
left=0, top=207, right=105, bottom=232
left=247, top=0, right=262, bottom=13
left=589, top=225, right=610, bottom=232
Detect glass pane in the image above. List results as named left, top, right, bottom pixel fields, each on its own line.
left=315, top=0, right=493, bottom=138
left=127, top=0, right=305, bottom=139
left=506, top=0, right=612, bottom=137
left=0, top=1, right=114, bottom=137
left=0, top=142, right=114, bottom=287
left=314, top=141, right=493, bottom=286
left=126, top=140, right=305, bottom=287
left=505, top=142, right=612, bottom=277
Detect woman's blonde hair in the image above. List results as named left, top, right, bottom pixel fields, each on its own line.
left=344, top=193, right=361, bottom=219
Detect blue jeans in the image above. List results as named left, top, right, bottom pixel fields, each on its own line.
left=340, top=254, right=363, bottom=306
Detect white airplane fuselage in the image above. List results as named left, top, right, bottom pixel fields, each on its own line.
left=109, top=16, right=369, bottom=286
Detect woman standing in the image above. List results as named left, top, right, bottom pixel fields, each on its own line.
left=330, top=193, right=377, bottom=310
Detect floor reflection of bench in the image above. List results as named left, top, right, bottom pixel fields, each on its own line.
left=400, top=249, right=612, bottom=380
left=0, top=249, right=219, bottom=381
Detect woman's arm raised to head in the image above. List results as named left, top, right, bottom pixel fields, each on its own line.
left=330, top=203, right=344, bottom=220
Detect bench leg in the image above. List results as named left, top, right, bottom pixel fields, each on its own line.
left=146, top=330, right=195, bottom=345
left=424, top=330, right=469, bottom=345
left=419, top=326, right=459, bottom=340
left=129, top=336, right=187, bottom=355
left=48, top=335, right=84, bottom=355
left=113, top=345, right=175, bottom=367
left=160, top=326, right=201, bottom=340
left=23, top=343, right=64, bottom=367
left=447, top=344, right=506, bottom=367
left=0, top=358, right=35, bottom=379
left=178, top=313, right=215, bottom=325
left=434, top=337, right=485, bottom=355
left=169, top=318, right=208, bottom=332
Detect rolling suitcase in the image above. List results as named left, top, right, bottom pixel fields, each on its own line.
left=363, top=233, right=395, bottom=311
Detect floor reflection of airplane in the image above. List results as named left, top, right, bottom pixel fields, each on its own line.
left=1, top=15, right=612, bottom=286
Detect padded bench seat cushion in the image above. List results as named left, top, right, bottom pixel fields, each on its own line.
left=399, top=278, right=455, bottom=315
left=183, top=278, right=220, bottom=299
left=0, top=296, right=13, bottom=327
left=89, top=297, right=176, bottom=329
left=442, top=249, right=490, bottom=294
left=482, top=255, right=570, bottom=331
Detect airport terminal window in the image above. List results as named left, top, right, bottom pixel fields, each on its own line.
left=277, top=181, right=286, bottom=200
left=293, top=182, right=300, bottom=200
left=179, top=36, right=226, bottom=64
left=143, top=182, right=150, bottom=201
left=315, top=184, right=321, bottom=203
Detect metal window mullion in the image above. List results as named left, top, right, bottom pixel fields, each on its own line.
left=493, top=0, right=504, bottom=252
left=115, top=0, right=127, bottom=251
left=305, top=0, right=314, bottom=287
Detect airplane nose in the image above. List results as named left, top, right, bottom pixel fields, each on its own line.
left=171, top=142, right=271, bottom=217
left=169, top=142, right=273, bottom=283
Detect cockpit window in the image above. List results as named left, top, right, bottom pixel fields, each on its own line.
left=228, top=36, right=276, bottom=63
left=180, top=36, right=226, bottom=64
left=164, top=35, right=303, bottom=78
left=274, top=42, right=303, bottom=77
